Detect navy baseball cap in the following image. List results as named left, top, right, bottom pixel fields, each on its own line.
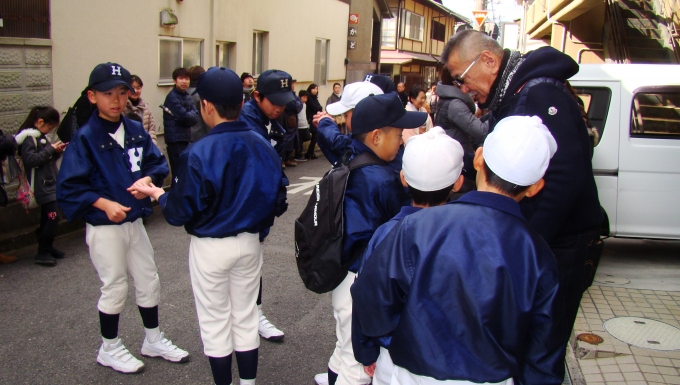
left=193, top=67, right=243, bottom=106
left=89, top=62, right=134, bottom=93
left=352, top=93, right=428, bottom=135
left=364, top=74, right=396, bottom=94
left=256, top=69, right=296, bottom=106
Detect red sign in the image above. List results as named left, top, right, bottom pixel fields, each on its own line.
left=349, top=14, right=360, bottom=24
left=472, top=10, right=488, bottom=28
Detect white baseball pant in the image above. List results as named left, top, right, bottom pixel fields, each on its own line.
left=86, top=219, right=160, bottom=315
left=373, top=347, right=394, bottom=385
left=390, top=365, right=514, bottom=385
left=189, top=232, right=262, bottom=357
left=329, top=271, right=372, bottom=385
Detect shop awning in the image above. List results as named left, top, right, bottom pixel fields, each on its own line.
left=381, top=50, right=440, bottom=65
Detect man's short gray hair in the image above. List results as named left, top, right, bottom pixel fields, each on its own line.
left=441, top=30, right=503, bottom=64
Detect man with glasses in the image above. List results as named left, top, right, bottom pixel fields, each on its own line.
left=441, top=30, right=603, bottom=377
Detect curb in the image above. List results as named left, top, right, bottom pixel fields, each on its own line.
left=565, top=339, right=586, bottom=385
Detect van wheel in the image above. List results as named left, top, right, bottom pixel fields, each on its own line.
left=600, top=206, right=610, bottom=237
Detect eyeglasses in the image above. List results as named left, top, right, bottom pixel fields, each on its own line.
left=452, top=54, right=480, bottom=87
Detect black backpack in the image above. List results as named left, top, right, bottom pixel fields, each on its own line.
left=294, top=151, right=381, bottom=294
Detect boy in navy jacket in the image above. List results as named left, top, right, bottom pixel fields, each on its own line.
left=352, top=126, right=465, bottom=385
left=57, top=62, right=188, bottom=374
left=237, top=69, right=296, bottom=342
left=353, top=116, right=564, bottom=385
left=136, top=67, right=282, bottom=385
left=315, top=93, right=427, bottom=385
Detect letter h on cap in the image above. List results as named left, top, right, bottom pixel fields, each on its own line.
left=111, top=66, right=122, bottom=76
left=280, top=79, right=289, bottom=88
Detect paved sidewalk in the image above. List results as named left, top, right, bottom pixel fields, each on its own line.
left=567, top=239, right=680, bottom=385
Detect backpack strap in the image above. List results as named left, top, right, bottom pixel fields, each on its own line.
left=348, top=151, right=383, bottom=170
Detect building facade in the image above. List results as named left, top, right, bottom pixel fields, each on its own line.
left=379, top=0, right=469, bottom=91
left=521, top=0, right=680, bottom=64
left=0, top=0, right=350, bottom=136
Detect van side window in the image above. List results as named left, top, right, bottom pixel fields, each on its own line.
left=575, top=87, right=612, bottom=144
left=631, top=88, right=680, bottom=138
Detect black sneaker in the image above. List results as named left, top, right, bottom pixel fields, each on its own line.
left=35, top=253, right=57, bottom=266
left=51, top=248, right=65, bottom=259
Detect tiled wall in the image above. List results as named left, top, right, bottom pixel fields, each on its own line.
left=0, top=38, right=52, bottom=135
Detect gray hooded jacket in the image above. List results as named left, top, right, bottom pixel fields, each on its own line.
left=433, top=82, right=488, bottom=153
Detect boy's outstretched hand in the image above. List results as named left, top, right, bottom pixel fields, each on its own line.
left=129, top=177, right=165, bottom=201
left=127, top=177, right=156, bottom=200
left=312, top=111, right=333, bottom=128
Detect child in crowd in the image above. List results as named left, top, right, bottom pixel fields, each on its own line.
left=57, top=62, right=188, bottom=374
left=295, top=90, right=310, bottom=161
left=14, top=106, right=66, bottom=265
left=238, top=69, right=295, bottom=341
left=317, top=81, right=384, bottom=166
left=134, top=67, right=284, bottom=385
left=315, top=93, right=427, bottom=385
left=162, top=67, right=199, bottom=186
left=124, top=75, right=157, bottom=145
left=351, top=126, right=465, bottom=385
left=353, top=115, right=564, bottom=385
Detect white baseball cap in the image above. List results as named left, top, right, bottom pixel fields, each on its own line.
left=483, top=115, right=558, bottom=186
left=402, top=126, right=464, bottom=191
left=326, top=82, right=384, bottom=116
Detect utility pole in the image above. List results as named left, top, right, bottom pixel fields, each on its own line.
left=475, top=0, right=486, bottom=31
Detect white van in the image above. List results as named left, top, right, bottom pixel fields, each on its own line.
left=570, top=64, right=680, bottom=240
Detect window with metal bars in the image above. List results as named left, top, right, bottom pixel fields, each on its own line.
left=0, top=0, right=50, bottom=39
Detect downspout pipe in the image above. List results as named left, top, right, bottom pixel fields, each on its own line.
left=397, top=0, right=402, bottom=51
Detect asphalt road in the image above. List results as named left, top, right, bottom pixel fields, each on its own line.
left=0, top=154, right=334, bottom=385
left=3, top=151, right=680, bottom=385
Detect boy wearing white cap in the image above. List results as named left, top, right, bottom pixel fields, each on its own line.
left=352, top=115, right=565, bottom=384
left=352, top=127, right=465, bottom=385
left=316, top=81, right=383, bottom=166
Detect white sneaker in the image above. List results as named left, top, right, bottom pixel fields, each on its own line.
left=97, top=339, right=145, bottom=374
left=258, top=310, right=284, bottom=341
left=141, top=332, right=190, bottom=363
left=314, top=372, right=329, bottom=385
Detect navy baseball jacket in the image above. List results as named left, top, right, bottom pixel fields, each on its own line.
left=352, top=191, right=563, bottom=384
left=157, top=121, right=282, bottom=238
left=342, top=138, right=410, bottom=272
left=352, top=205, right=421, bottom=366
left=317, top=117, right=352, bottom=166
left=163, top=87, right=200, bottom=143
left=238, top=98, right=286, bottom=158
left=57, top=112, right=169, bottom=226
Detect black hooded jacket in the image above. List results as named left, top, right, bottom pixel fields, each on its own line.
left=489, top=47, right=602, bottom=244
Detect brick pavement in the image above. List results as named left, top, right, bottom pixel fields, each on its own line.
left=569, top=285, right=680, bottom=384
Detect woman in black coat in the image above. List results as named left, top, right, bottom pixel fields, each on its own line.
left=305, top=84, right=323, bottom=159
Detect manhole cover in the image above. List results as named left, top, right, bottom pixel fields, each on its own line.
left=603, top=317, right=680, bottom=351
left=577, top=333, right=604, bottom=345
left=594, top=274, right=630, bottom=285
